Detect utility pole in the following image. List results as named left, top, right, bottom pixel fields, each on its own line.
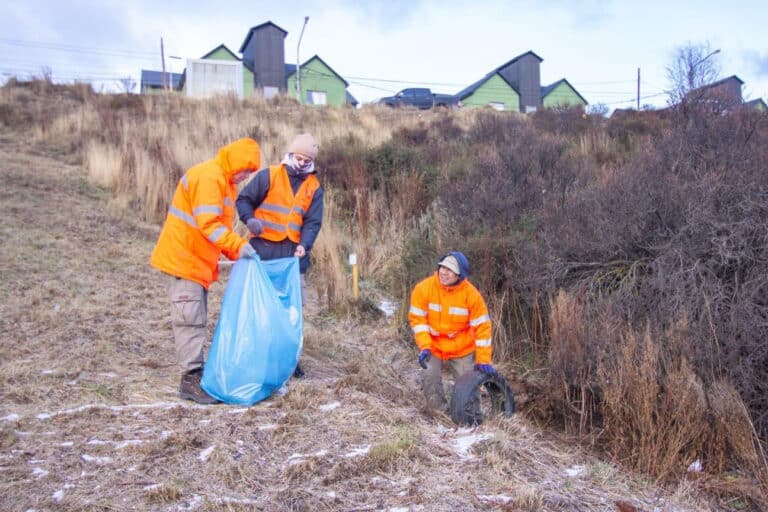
left=296, top=16, right=309, bottom=104
left=160, top=37, right=167, bottom=90
left=637, top=67, right=640, bottom=110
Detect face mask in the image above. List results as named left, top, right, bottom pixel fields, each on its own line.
left=282, top=153, right=315, bottom=174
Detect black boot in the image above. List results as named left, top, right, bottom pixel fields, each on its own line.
left=179, top=368, right=220, bottom=404
left=292, top=362, right=306, bottom=379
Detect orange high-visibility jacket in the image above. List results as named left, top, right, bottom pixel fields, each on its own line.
left=408, top=273, right=493, bottom=364
left=253, top=164, right=320, bottom=243
left=150, top=138, right=260, bottom=289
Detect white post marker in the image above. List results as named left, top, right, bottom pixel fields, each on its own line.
left=349, top=253, right=358, bottom=300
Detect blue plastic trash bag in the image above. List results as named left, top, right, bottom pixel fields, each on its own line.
left=201, top=256, right=302, bottom=405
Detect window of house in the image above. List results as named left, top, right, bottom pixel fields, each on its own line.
left=306, top=90, right=327, bottom=105
left=525, top=105, right=537, bottom=113
left=263, top=86, right=279, bottom=99
left=489, top=102, right=505, bottom=111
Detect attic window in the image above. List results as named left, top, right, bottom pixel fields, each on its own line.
left=263, top=86, right=278, bottom=99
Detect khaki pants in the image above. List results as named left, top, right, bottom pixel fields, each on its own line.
left=165, top=275, right=208, bottom=374
left=422, top=353, right=475, bottom=411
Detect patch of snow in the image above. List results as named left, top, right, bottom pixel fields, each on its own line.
left=477, top=494, right=512, bottom=504
left=326, top=491, right=336, bottom=499
left=378, top=300, right=398, bottom=318
left=32, top=467, right=49, bottom=478
left=258, top=424, right=277, bottom=431
left=564, top=465, right=586, bottom=477
left=160, top=431, right=173, bottom=439
left=2, top=413, right=20, bottom=422
left=198, top=445, right=216, bottom=462
left=115, top=440, right=144, bottom=449
left=687, top=458, right=702, bottom=472
left=143, top=483, right=162, bottom=491
left=226, top=408, right=249, bottom=414
left=343, top=445, right=371, bottom=458
left=198, top=419, right=212, bottom=425
left=42, top=369, right=55, bottom=375
left=52, top=490, right=64, bottom=502
left=216, top=497, right=260, bottom=505
left=59, top=442, right=74, bottom=447
left=314, top=449, right=329, bottom=457
left=87, top=439, right=109, bottom=445
left=319, top=401, right=341, bottom=411
left=81, top=454, right=112, bottom=464
left=451, top=432, right=492, bottom=458
left=98, top=372, right=117, bottom=378
left=387, top=508, right=410, bottom=512
left=36, top=413, right=52, bottom=420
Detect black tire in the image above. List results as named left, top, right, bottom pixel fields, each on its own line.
left=449, top=370, right=515, bottom=426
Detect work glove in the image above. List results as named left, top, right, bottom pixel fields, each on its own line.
left=246, top=218, right=264, bottom=235
left=475, top=363, right=497, bottom=375
left=418, top=349, right=432, bottom=369
left=239, top=243, right=256, bottom=259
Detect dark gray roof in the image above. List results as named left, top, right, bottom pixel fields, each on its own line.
left=285, top=55, right=349, bottom=87
left=239, top=21, right=288, bottom=53
left=346, top=90, right=358, bottom=106
left=494, top=50, right=544, bottom=71
left=140, top=69, right=182, bottom=89
left=454, top=71, right=518, bottom=100
left=745, top=98, right=767, bottom=109
left=540, top=78, right=588, bottom=105
left=700, top=75, right=744, bottom=89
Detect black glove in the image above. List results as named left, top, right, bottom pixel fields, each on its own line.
left=246, top=218, right=264, bottom=235
left=418, top=349, right=432, bottom=369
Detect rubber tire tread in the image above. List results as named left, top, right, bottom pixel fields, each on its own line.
left=449, top=369, right=515, bottom=426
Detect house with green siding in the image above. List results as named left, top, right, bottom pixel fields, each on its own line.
left=286, top=55, right=350, bottom=106
left=450, top=51, right=588, bottom=112
left=142, top=20, right=356, bottom=106
left=455, top=72, right=520, bottom=111
left=541, top=78, right=588, bottom=109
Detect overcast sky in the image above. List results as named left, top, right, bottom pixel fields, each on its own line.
left=2, top=0, right=766, bottom=109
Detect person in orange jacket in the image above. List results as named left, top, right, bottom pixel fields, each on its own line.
left=150, top=137, right=261, bottom=404
left=408, top=251, right=495, bottom=411
left=235, top=133, right=323, bottom=379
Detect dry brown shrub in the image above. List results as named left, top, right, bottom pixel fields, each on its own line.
left=597, top=325, right=710, bottom=482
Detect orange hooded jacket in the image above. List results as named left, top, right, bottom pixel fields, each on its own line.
left=150, top=138, right=261, bottom=289
left=408, top=273, right=493, bottom=364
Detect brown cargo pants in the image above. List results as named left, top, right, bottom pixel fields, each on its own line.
left=165, top=275, right=208, bottom=374
left=422, top=353, right=475, bottom=411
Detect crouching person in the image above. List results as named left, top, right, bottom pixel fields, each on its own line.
left=150, top=138, right=261, bottom=404
left=408, top=251, right=496, bottom=411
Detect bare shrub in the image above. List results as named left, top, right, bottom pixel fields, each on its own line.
left=597, top=325, right=709, bottom=482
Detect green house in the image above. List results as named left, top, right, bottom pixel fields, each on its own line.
left=541, top=78, right=588, bottom=109
left=455, top=72, right=520, bottom=111
left=286, top=55, right=351, bottom=106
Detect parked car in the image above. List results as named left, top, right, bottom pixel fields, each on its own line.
left=379, top=88, right=461, bottom=109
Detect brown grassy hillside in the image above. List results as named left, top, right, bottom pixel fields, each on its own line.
left=0, top=80, right=764, bottom=510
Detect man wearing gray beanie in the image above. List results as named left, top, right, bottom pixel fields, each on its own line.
left=236, top=133, right=323, bottom=379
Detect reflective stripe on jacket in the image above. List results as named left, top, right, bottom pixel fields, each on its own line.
left=254, top=164, right=320, bottom=243
left=150, top=138, right=260, bottom=289
left=408, top=273, right=493, bottom=364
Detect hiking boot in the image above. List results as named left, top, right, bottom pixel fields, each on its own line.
left=179, top=368, right=219, bottom=405
left=292, top=363, right=306, bottom=379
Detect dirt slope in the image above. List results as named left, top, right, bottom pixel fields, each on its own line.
left=0, top=131, right=713, bottom=511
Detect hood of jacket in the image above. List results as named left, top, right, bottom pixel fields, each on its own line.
left=214, top=138, right=261, bottom=182
left=437, top=251, right=470, bottom=284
